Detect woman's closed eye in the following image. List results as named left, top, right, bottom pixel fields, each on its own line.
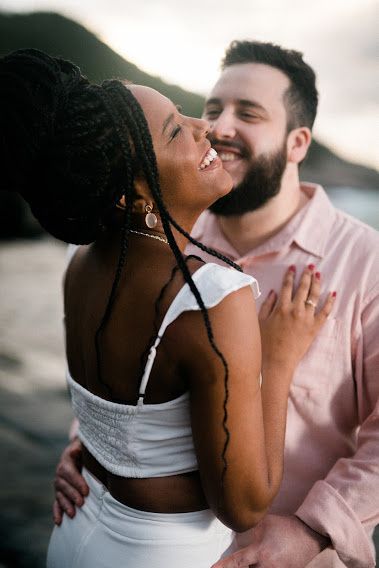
left=170, top=124, right=182, bottom=141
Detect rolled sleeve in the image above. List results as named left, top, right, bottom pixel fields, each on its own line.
left=296, top=480, right=376, bottom=567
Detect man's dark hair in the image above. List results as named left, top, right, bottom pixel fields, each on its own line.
left=222, top=40, right=318, bottom=131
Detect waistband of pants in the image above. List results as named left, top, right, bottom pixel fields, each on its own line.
left=82, top=467, right=232, bottom=541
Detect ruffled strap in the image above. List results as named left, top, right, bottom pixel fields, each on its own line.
left=138, top=263, right=260, bottom=403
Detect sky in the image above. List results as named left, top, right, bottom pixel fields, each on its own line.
left=1, top=0, right=378, bottom=170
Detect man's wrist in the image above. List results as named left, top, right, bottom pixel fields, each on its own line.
left=294, top=515, right=331, bottom=552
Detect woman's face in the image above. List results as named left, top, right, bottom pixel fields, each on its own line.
left=128, top=85, right=233, bottom=217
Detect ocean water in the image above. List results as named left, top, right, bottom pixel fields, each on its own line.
left=327, top=187, right=379, bottom=230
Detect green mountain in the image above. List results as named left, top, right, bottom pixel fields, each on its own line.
left=0, top=11, right=204, bottom=117
left=1, top=10, right=378, bottom=190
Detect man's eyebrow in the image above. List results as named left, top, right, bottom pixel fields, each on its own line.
left=162, top=105, right=182, bottom=134
left=238, top=99, right=266, bottom=112
left=204, top=97, right=266, bottom=113
left=204, top=97, right=221, bottom=106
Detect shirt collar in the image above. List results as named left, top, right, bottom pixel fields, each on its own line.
left=191, top=183, right=337, bottom=261
left=291, top=182, right=337, bottom=258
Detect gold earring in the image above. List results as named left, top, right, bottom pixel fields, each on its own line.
left=145, top=204, right=157, bottom=228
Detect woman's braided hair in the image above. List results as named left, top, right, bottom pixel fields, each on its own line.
left=0, top=48, right=244, bottom=491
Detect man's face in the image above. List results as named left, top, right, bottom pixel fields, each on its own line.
left=202, top=63, right=290, bottom=214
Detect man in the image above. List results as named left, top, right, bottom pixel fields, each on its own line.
left=54, top=41, right=379, bottom=567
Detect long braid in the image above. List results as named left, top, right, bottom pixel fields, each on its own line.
left=93, top=198, right=132, bottom=397
left=91, top=87, right=135, bottom=397
left=138, top=254, right=205, bottom=385
left=108, top=82, right=233, bottom=490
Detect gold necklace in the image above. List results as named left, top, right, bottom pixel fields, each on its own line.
left=129, top=229, right=168, bottom=244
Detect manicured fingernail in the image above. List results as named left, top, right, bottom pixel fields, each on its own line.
left=315, top=272, right=321, bottom=279
left=308, top=264, right=315, bottom=270
left=332, top=291, right=337, bottom=297
left=289, top=265, right=296, bottom=272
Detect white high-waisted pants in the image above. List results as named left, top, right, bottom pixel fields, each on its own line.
left=46, top=468, right=235, bottom=568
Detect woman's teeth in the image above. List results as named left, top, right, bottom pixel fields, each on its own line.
left=199, top=148, right=218, bottom=170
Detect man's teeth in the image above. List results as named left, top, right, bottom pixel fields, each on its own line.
left=199, top=148, right=218, bottom=170
left=218, top=152, right=239, bottom=162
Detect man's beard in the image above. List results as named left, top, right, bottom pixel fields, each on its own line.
left=209, top=140, right=288, bottom=216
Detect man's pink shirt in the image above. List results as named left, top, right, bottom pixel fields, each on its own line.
left=187, top=183, right=379, bottom=567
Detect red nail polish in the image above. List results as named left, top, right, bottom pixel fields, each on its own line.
left=308, top=264, right=315, bottom=270
left=315, top=272, right=321, bottom=279
left=332, top=291, right=337, bottom=297
left=289, top=265, right=296, bottom=272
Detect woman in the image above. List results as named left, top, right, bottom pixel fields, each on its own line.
left=0, top=49, right=334, bottom=567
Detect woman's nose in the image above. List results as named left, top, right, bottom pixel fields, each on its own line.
left=193, top=117, right=210, bottom=139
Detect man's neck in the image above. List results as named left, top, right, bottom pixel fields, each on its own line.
left=218, top=167, right=309, bottom=256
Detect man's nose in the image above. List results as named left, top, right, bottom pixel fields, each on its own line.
left=209, top=111, right=236, bottom=140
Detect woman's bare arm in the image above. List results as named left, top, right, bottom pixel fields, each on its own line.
left=180, top=266, right=334, bottom=532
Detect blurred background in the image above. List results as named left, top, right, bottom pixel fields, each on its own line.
left=0, top=1, right=378, bottom=566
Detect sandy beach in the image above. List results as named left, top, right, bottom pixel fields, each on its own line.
left=0, top=237, right=377, bottom=567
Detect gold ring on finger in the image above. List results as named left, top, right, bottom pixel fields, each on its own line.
left=305, top=299, right=317, bottom=308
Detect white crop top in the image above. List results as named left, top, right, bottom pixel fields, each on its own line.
left=67, top=262, right=260, bottom=478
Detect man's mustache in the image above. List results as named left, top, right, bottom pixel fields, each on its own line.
left=207, top=136, right=250, bottom=158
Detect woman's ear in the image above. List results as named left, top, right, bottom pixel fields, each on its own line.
left=118, top=195, right=127, bottom=208
left=132, top=176, right=155, bottom=214
left=287, top=127, right=312, bottom=164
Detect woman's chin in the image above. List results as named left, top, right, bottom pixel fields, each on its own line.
left=216, top=174, right=234, bottom=200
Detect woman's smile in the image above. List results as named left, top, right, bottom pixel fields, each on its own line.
left=198, top=147, right=218, bottom=170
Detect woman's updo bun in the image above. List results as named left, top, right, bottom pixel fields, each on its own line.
left=0, top=49, right=129, bottom=244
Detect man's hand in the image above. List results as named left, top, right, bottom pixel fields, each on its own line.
left=211, top=514, right=330, bottom=568
left=52, top=438, right=89, bottom=525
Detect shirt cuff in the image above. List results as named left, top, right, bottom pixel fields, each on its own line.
left=295, top=480, right=375, bottom=568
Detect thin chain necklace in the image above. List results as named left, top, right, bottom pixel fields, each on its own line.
left=129, top=229, right=168, bottom=245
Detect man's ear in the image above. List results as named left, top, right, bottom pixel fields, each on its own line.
left=287, top=127, right=312, bottom=164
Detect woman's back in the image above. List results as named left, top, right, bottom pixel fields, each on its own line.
left=65, top=233, right=192, bottom=405
left=64, top=234, right=211, bottom=512
left=64, top=233, right=260, bottom=515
